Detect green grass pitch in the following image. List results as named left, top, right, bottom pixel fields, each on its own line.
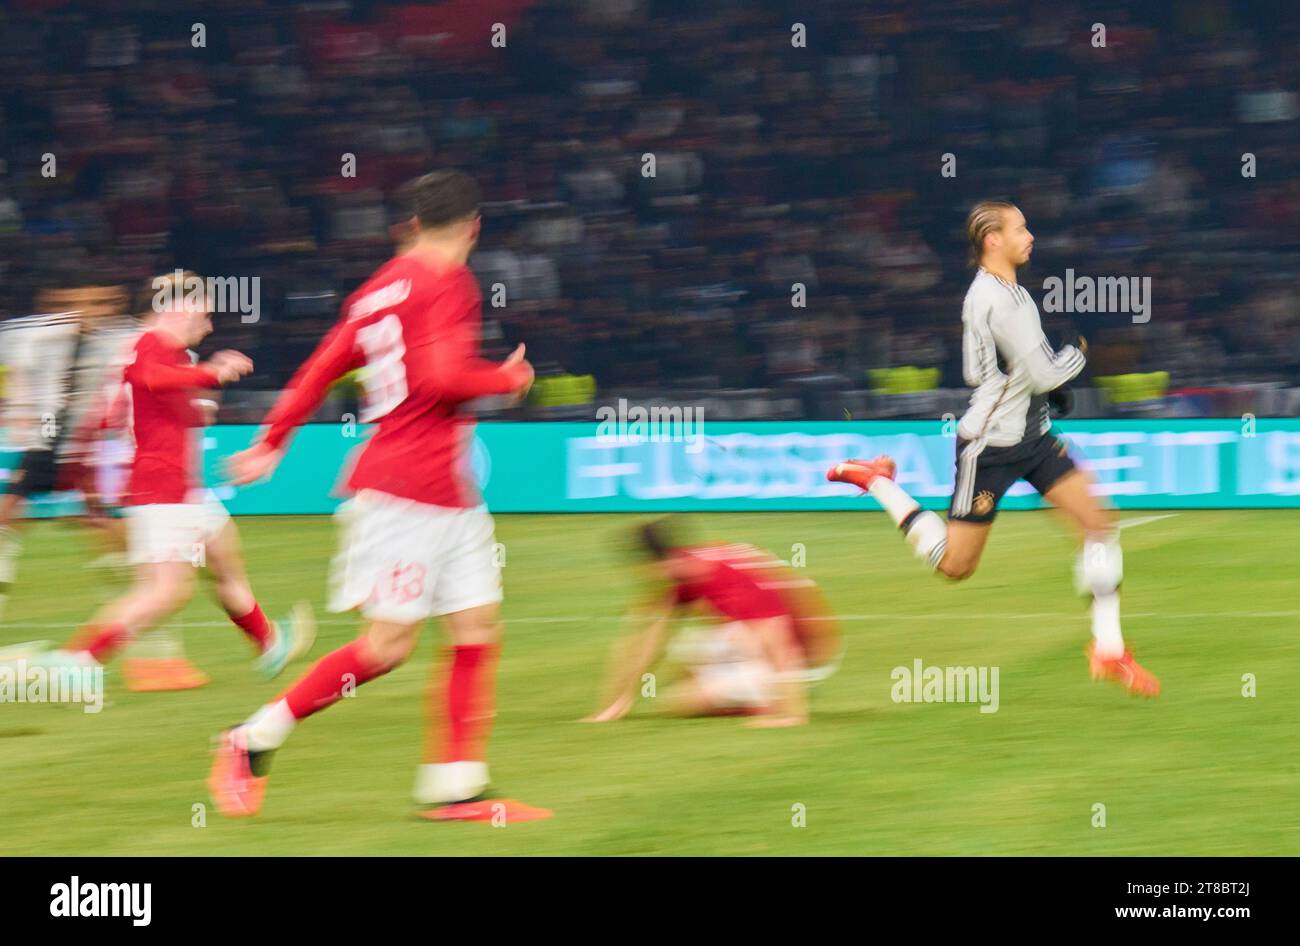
left=1, top=510, right=1296, bottom=855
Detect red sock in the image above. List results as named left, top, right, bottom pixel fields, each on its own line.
left=281, top=638, right=388, bottom=721
left=229, top=603, right=273, bottom=651
left=84, top=622, right=130, bottom=663
left=430, top=643, right=498, bottom=763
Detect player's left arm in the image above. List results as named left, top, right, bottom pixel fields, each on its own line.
left=426, top=332, right=533, bottom=403
left=584, top=593, right=675, bottom=722
left=419, top=277, right=533, bottom=403
left=992, top=303, right=1086, bottom=394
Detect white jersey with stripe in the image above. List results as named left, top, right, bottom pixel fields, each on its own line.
left=0, top=311, right=80, bottom=451
left=956, top=268, right=1086, bottom=447
left=0, top=312, right=140, bottom=456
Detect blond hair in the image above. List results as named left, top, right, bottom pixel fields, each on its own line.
left=965, top=200, right=1018, bottom=268
left=141, top=270, right=203, bottom=317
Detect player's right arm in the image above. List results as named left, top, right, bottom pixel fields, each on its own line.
left=990, top=298, right=1086, bottom=393
left=126, top=337, right=249, bottom=392
left=226, top=318, right=362, bottom=485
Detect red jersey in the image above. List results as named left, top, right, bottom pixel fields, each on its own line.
left=122, top=329, right=220, bottom=505
left=259, top=254, right=528, bottom=508
left=671, top=543, right=839, bottom=665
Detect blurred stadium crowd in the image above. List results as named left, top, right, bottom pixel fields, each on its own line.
left=1, top=0, right=1298, bottom=420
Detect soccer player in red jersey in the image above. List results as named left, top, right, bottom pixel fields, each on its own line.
left=586, top=519, right=841, bottom=728
left=31, top=272, right=314, bottom=680
left=209, top=170, right=535, bottom=818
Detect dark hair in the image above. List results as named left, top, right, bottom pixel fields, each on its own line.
left=387, top=176, right=421, bottom=227
left=410, top=169, right=481, bottom=229
left=637, top=517, right=683, bottom=561
left=965, top=199, right=1018, bottom=268
left=24, top=254, right=120, bottom=313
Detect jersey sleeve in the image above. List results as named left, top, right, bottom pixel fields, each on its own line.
left=126, top=335, right=220, bottom=393
left=990, top=300, right=1086, bottom=394
left=420, top=274, right=530, bottom=403
left=961, top=292, right=1003, bottom=388
left=260, top=315, right=363, bottom=451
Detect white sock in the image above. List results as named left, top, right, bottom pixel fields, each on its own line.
left=244, top=699, right=296, bottom=752
left=413, top=760, right=489, bottom=805
left=867, top=479, right=948, bottom=569
left=867, top=477, right=919, bottom=526
left=1091, top=591, right=1125, bottom=659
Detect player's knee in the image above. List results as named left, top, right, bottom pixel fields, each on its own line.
left=473, top=617, right=504, bottom=646
left=937, top=556, right=977, bottom=581
left=158, top=569, right=196, bottom=611
left=368, top=625, right=419, bottom=669
left=1083, top=506, right=1116, bottom=535
left=447, top=605, right=503, bottom=646
left=1076, top=535, right=1123, bottom=596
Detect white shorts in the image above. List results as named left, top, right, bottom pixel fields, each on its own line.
left=670, top=622, right=774, bottom=709
left=329, top=490, right=503, bottom=624
left=694, top=659, right=774, bottom=709
left=92, top=437, right=133, bottom=508
left=125, top=497, right=231, bottom=565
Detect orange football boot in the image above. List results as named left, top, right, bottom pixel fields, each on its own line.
left=1087, top=642, right=1160, bottom=698
left=826, top=455, right=897, bottom=491
left=123, top=657, right=210, bottom=692
left=208, top=728, right=269, bottom=817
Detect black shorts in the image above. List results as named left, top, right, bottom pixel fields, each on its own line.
left=3, top=448, right=59, bottom=498
left=948, top=431, right=1076, bottom=523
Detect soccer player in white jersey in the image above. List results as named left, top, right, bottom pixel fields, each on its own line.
left=828, top=200, right=1158, bottom=697
left=0, top=280, right=134, bottom=618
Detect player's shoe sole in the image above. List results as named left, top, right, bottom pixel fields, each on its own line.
left=416, top=798, right=553, bottom=823
left=208, top=728, right=268, bottom=817
left=826, top=455, right=897, bottom=491
left=1087, top=642, right=1160, bottom=698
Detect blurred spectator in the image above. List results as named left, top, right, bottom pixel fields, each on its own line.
left=0, top=0, right=1297, bottom=411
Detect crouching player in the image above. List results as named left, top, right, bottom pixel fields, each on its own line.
left=586, top=520, right=841, bottom=728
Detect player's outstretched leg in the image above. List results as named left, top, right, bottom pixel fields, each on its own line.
left=828, top=456, right=979, bottom=577
left=1075, top=531, right=1159, bottom=697
left=204, top=521, right=316, bottom=679
left=414, top=604, right=501, bottom=808
left=1044, top=471, right=1159, bottom=698
left=209, top=626, right=407, bottom=817
left=34, top=561, right=198, bottom=674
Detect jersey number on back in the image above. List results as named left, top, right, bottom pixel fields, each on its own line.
left=356, top=314, right=408, bottom=421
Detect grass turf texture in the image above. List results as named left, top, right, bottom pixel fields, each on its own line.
left=1, top=510, right=1296, bottom=855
